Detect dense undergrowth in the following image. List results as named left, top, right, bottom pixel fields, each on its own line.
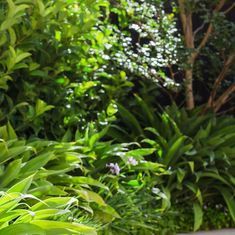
left=0, top=108, right=234, bottom=234
left=0, top=0, right=234, bottom=234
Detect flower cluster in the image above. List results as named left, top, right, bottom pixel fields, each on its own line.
left=106, top=163, right=120, bottom=175
left=127, top=157, right=138, bottom=166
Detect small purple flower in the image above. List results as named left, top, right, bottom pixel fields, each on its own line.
left=127, top=157, right=138, bottom=166
left=106, top=163, right=120, bottom=175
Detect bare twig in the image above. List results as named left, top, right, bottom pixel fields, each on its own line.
left=194, top=22, right=206, bottom=37
left=207, top=53, right=235, bottom=107
left=213, top=83, right=235, bottom=112
left=194, top=0, right=226, bottom=60
left=223, top=2, right=235, bottom=14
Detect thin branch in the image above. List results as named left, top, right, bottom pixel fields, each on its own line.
left=217, top=105, right=235, bottom=115
left=213, top=83, right=235, bottom=112
left=194, top=0, right=226, bottom=60
left=168, top=64, right=175, bottom=81
left=196, top=24, right=213, bottom=55
left=207, top=53, right=235, bottom=106
left=194, top=22, right=206, bottom=37
left=223, top=2, right=235, bottom=14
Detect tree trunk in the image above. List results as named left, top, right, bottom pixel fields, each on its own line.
left=178, top=0, right=195, bottom=109
left=184, top=15, right=195, bottom=110
left=185, top=67, right=194, bottom=110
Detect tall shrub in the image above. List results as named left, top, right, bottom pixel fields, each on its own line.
left=0, top=0, right=109, bottom=138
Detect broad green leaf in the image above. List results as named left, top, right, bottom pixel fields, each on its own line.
left=185, top=183, right=203, bottom=205
left=145, top=127, right=168, bottom=148
left=0, top=223, right=45, bottom=235
left=134, top=94, right=155, bottom=126
left=127, top=180, right=141, bottom=187
left=0, top=32, right=7, bottom=46
left=89, top=126, right=109, bottom=148
left=107, top=100, right=118, bottom=116
left=7, top=174, right=34, bottom=193
left=0, top=159, right=22, bottom=187
left=77, top=189, right=106, bottom=206
left=36, top=0, right=45, bottom=16
left=61, top=129, right=72, bottom=142
left=67, top=176, right=109, bottom=190
left=188, top=161, right=194, bottom=173
left=0, top=140, right=8, bottom=160
left=163, top=136, right=186, bottom=166
left=0, top=192, right=20, bottom=206
left=8, top=27, right=16, bottom=45
left=75, top=81, right=97, bottom=97
left=32, top=197, right=77, bottom=210
left=7, top=122, right=17, bottom=140
left=133, top=161, right=164, bottom=172
left=198, top=171, right=230, bottom=186
left=219, top=187, right=235, bottom=221
left=193, top=202, right=203, bottom=231
left=117, top=103, right=143, bottom=136
left=98, top=204, right=120, bottom=219
left=126, top=148, right=156, bottom=157
left=20, top=152, right=53, bottom=174
left=35, top=99, right=54, bottom=117
left=0, top=18, right=17, bottom=31
left=15, top=51, right=31, bottom=64
left=30, top=220, right=97, bottom=235
left=0, top=209, right=27, bottom=223
left=0, top=126, right=9, bottom=140
left=16, top=209, right=65, bottom=223
left=176, top=168, right=185, bottom=184
left=0, top=193, right=21, bottom=212
left=0, top=146, right=32, bottom=164
left=161, top=187, right=171, bottom=210
left=14, top=4, right=30, bottom=15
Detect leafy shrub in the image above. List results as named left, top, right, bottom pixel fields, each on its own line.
left=95, top=0, right=181, bottom=82
left=0, top=0, right=109, bottom=138
left=62, top=124, right=170, bottom=234
left=0, top=122, right=123, bottom=233
left=0, top=121, right=170, bottom=234
left=0, top=177, right=97, bottom=235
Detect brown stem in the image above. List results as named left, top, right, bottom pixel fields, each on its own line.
left=178, top=0, right=226, bottom=110
left=207, top=53, right=235, bottom=107
left=168, top=64, right=175, bottom=81
left=223, top=2, right=235, bottom=14
left=178, top=0, right=195, bottom=109
left=213, top=83, right=235, bottom=112
left=194, top=0, right=225, bottom=60
left=194, top=22, right=206, bottom=37
left=185, top=68, right=194, bottom=109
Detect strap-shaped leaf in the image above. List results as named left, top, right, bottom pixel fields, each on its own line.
left=7, top=174, right=34, bottom=193
left=193, top=202, right=203, bottom=231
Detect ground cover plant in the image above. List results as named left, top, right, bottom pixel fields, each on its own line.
left=107, top=100, right=235, bottom=232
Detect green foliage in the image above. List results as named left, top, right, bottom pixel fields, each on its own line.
left=0, top=121, right=170, bottom=234
left=0, top=175, right=97, bottom=235
left=0, top=122, right=124, bottom=233
left=66, top=124, right=170, bottom=234
left=108, top=101, right=235, bottom=231
left=99, top=0, right=181, bottom=82
left=0, top=0, right=234, bottom=234
left=0, top=0, right=110, bottom=138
